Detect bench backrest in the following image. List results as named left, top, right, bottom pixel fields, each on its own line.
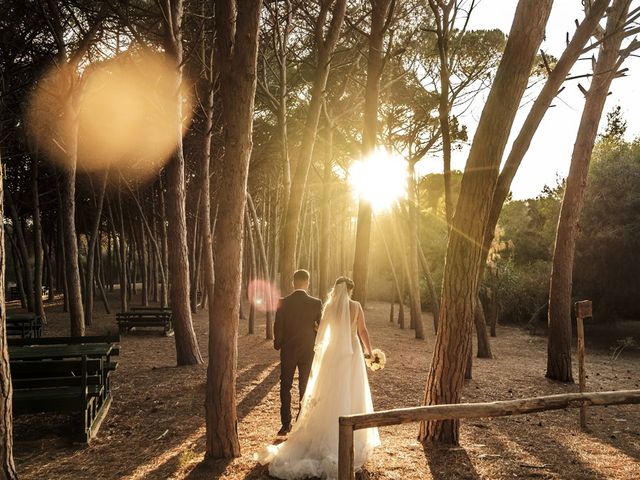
left=10, top=356, right=96, bottom=392
left=8, top=334, right=120, bottom=347
left=11, top=358, right=103, bottom=380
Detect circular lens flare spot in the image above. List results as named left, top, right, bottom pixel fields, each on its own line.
left=25, top=51, right=192, bottom=182
left=248, top=280, right=281, bottom=313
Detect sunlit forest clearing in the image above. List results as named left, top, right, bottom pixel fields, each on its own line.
left=1, top=0, right=640, bottom=479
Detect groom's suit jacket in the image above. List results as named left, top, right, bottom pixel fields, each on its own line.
left=274, top=290, right=322, bottom=355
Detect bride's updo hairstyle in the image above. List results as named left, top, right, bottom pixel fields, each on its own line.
left=334, top=276, right=355, bottom=292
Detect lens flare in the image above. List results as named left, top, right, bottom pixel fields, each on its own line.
left=248, top=279, right=281, bottom=313
left=25, top=51, right=192, bottom=181
left=348, top=148, right=408, bottom=213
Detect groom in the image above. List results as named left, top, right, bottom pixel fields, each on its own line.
left=274, top=269, right=322, bottom=436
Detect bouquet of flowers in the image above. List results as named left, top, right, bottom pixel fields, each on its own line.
left=365, top=349, right=386, bottom=371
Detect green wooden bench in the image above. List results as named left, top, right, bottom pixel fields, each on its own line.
left=130, top=306, right=172, bottom=312
left=116, top=310, right=173, bottom=336
left=11, top=356, right=108, bottom=442
left=9, top=335, right=120, bottom=408
left=6, top=314, right=42, bottom=339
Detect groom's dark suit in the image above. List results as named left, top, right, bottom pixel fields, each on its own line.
left=274, top=289, right=322, bottom=428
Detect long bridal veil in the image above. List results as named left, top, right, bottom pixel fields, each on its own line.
left=257, top=283, right=380, bottom=479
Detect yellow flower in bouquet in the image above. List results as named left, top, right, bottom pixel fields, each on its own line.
left=365, top=349, right=386, bottom=371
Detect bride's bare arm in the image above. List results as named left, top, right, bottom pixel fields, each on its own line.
left=355, top=303, right=373, bottom=356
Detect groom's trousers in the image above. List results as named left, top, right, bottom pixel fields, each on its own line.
left=280, top=349, right=314, bottom=427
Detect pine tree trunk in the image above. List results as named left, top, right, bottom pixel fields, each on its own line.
left=318, top=122, right=333, bottom=299
left=475, top=301, right=493, bottom=358
left=162, top=0, right=203, bottom=366
left=116, top=188, right=128, bottom=313
left=407, top=168, right=425, bottom=339
left=84, top=172, right=107, bottom=326
left=43, top=237, right=56, bottom=302
left=418, top=0, right=552, bottom=445
left=482, top=0, right=610, bottom=268
left=57, top=209, right=69, bottom=313
left=418, top=244, right=439, bottom=333
left=60, top=121, right=85, bottom=336
left=547, top=0, right=629, bottom=383
left=7, top=235, right=27, bottom=309
left=206, top=0, right=262, bottom=459
left=428, top=0, right=454, bottom=226
left=247, top=194, right=273, bottom=339
left=1, top=156, right=18, bottom=480
left=32, top=159, right=47, bottom=322
left=6, top=191, right=34, bottom=312
left=280, top=0, right=347, bottom=295
left=159, top=181, right=170, bottom=308
left=352, top=0, right=394, bottom=306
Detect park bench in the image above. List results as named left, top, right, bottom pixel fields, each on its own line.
left=9, top=335, right=120, bottom=407
left=6, top=313, right=43, bottom=339
left=116, top=309, right=173, bottom=336
left=130, top=306, right=172, bottom=312
left=11, top=355, right=107, bottom=443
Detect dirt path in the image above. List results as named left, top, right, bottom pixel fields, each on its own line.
left=11, top=294, right=640, bottom=479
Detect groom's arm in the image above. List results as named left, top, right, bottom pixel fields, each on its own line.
left=313, top=299, right=322, bottom=334
left=274, top=299, right=284, bottom=350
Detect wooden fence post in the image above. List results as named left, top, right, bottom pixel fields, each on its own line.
left=338, top=419, right=355, bottom=480
left=575, top=300, right=592, bottom=430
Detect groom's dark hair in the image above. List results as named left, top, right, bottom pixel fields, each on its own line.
left=293, top=269, right=310, bottom=288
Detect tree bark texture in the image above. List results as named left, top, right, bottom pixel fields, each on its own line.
left=84, top=172, right=108, bottom=326
left=547, top=0, right=629, bottom=382
left=1, top=156, right=19, bottom=480
left=206, top=0, right=262, bottom=459
left=419, top=0, right=553, bottom=445
left=352, top=0, right=394, bottom=306
left=162, top=0, right=203, bottom=366
left=280, top=0, right=347, bottom=295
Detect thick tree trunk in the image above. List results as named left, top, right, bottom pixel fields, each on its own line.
left=352, top=0, right=394, bottom=306
left=280, top=0, right=347, bottom=295
left=547, top=0, right=628, bottom=383
left=206, top=0, right=262, bottom=459
left=418, top=0, right=552, bottom=445
left=162, top=0, right=203, bottom=366
left=1, top=158, right=19, bottom=480
left=481, top=0, right=610, bottom=276
left=84, top=172, right=107, bottom=326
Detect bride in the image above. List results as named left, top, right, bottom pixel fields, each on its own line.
left=257, top=276, right=381, bottom=479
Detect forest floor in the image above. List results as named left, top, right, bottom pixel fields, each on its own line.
left=10, top=292, right=640, bottom=480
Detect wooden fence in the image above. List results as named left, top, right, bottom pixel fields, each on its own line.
left=337, top=389, right=640, bottom=479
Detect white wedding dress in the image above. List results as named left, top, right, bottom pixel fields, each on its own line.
left=257, top=283, right=380, bottom=479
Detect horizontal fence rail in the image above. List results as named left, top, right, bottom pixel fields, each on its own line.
left=338, top=389, right=640, bottom=479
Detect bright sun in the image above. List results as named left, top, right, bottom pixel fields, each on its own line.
left=348, top=148, right=408, bottom=213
